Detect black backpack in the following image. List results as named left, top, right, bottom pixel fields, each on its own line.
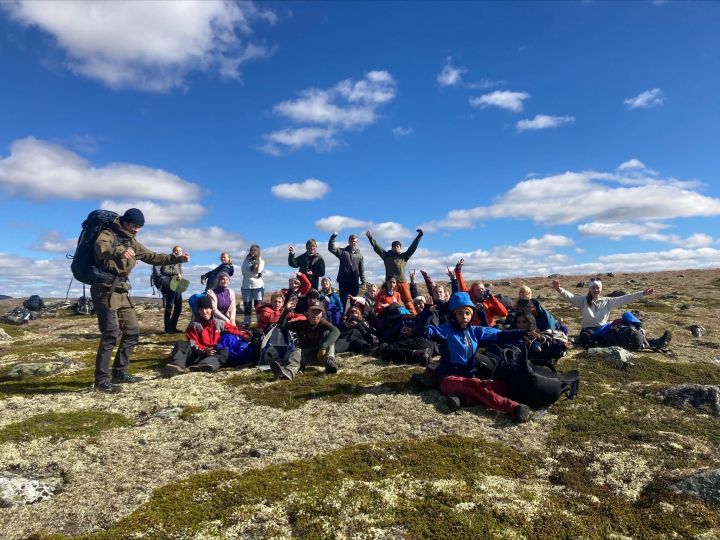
left=76, top=295, right=94, bottom=315
left=23, top=295, right=44, bottom=312
left=600, top=325, right=645, bottom=351
left=151, top=265, right=170, bottom=292
left=70, top=210, right=119, bottom=285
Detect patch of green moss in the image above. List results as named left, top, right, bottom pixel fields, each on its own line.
left=228, top=366, right=423, bottom=410
left=0, top=322, right=26, bottom=338
left=0, top=368, right=95, bottom=398
left=551, top=355, right=720, bottom=460
left=179, top=405, right=205, bottom=419
left=0, top=410, right=132, bottom=444
left=69, top=436, right=531, bottom=539
left=56, top=434, right=719, bottom=539
left=636, top=299, right=676, bottom=313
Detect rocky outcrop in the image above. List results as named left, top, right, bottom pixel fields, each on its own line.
left=585, top=347, right=634, bottom=369
left=659, top=384, right=720, bottom=415
left=0, top=472, right=64, bottom=508
left=671, top=469, right=720, bottom=504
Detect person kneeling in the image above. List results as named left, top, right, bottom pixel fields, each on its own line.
left=165, top=296, right=248, bottom=375
left=270, top=298, right=340, bottom=381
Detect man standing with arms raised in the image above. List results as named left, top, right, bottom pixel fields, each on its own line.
left=92, top=208, right=190, bottom=393
left=328, top=232, right=365, bottom=311
left=366, top=228, right=424, bottom=314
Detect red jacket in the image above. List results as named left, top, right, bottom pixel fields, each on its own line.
left=455, top=268, right=508, bottom=326
left=255, top=303, right=305, bottom=331
left=185, top=318, right=249, bottom=351
left=374, top=289, right=402, bottom=316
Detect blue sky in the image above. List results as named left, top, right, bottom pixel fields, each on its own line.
left=1, top=0, right=719, bottom=298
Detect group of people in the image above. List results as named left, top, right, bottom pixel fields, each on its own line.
left=87, top=208, right=671, bottom=423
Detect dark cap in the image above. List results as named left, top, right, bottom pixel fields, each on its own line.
left=197, top=296, right=214, bottom=310
left=120, top=208, right=145, bottom=227
left=391, top=240, right=402, bottom=248
left=308, top=303, right=326, bottom=313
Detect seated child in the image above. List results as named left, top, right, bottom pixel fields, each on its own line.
left=165, top=295, right=250, bottom=375
left=424, top=292, right=536, bottom=422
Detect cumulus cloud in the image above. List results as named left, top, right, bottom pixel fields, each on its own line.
left=617, top=158, right=647, bottom=171
left=392, top=126, right=414, bottom=137
left=270, top=178, right=330, bottom=200
left=516, top=114, right=575, bottom=131
left=3, top=0, right=276, bottom=91
left=260, top=70, right=396, bottom=154
left=314, top=215, right=412, bottom=241
left=437, top=57, right=466, bottom=87
left=624, top=88, right=665, bottom=109
left=32, top=231, right=78, bottom=254
left=469, top=91, right=530, bottom=112
left=0, top=137, right=201, bottom=202
left=100, top=200, right=207, bottom=226
left=139, top=226, right=248, bottom=254
left=420, top=165, right=720, bottom=232
left=579, top=221, right=714, bottom=248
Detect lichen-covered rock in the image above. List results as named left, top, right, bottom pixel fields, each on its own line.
left=0, top=472, right=64, bottom=508
left=671, top=469, right=720, bottom=504
left=153, top=406, right=184, bottom=419
left=6, top=362, right=65, bottom=380
left=606, top=290, right=628, bottom=298
left=586, top=347, right=634, bottom=369
left=690, top=325, right=705, bottom=337
left=659, top=384, right=720, bottom=415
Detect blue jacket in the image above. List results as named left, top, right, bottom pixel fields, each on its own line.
left=320, top=291, right=344, bottom=326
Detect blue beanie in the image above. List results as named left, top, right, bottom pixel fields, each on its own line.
left=449, top=292, right=476, bottom=314
left=120, top=208, right=145, bottom=227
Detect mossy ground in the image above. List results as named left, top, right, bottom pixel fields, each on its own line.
left=227, top=364, right=423, bottom=410
left=0, top=410, right=132, bottom=444
left=3, top=273, right=720, bottom=539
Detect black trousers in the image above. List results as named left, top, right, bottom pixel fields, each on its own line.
left=338, top=281, right=360, bottom=312
left=91, top=286, right=139, bottom=385
left=163, top=288, right=182, bottom=332
left=170, top=341, right=229, bottom=372
left=380, top=336, right=433, bottom=364
left=335, top=329, right=372, bottom=354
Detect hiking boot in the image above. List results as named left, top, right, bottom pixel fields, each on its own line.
left=446, top=395, right=462, bottom=412
left=164, top=363, right=187, bottom=377
left=370, top=343, right=388, bottom=358
left=324, top=356, right=338, bottom=374
left=188, top=364, right=214, bottom=373
left=411, top=349, right=432, bottom=365
left=649, top=330, right=672, bottom=349
left=270, top=361, right=293, bottom=381
left=94, top=382, right=121, bottom=394
left=111, top=373, right=143, bottom=384
left=512, top=404, right=533, bottom=423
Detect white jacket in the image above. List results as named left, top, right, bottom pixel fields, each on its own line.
left=557, top=288, right=644, bottom=329
left=241, top=257, right=265, bottom=289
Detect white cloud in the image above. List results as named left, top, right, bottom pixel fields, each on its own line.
left=624, top=88, right=665, bottom=109
left=0, top=137, right=201, bottom=202
left=140, top=226, right=248, bottom=254
left=437, top=57, right=466, bottom=87
left=469, top=91, right=530, bottom=112
left=421, top=166, right=720, bottom=232
left=314, top=215, right=370, bottom=233
left=579, top=221, right=714, bottom=248
left=261, top=70, right=396, bottom=154
left=3, top=0, right=276, bottom=92
left=314, top=216, right=412, bottom=241
left=392, top=126, right=414, bottom=137
left=516, top=114, right=575, bottom=131
left=32, top=231, right=78, bottom=254
left=99, top=200, right=207, bottom=226
left=617, top=158, right=647, bottom=171
left=270, top=178, right=330, bottom=200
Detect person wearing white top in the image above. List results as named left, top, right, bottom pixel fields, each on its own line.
left=240, top=244, right=265, bottom=326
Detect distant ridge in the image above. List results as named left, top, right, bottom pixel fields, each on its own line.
left=0, top=295, right=12, bottom=300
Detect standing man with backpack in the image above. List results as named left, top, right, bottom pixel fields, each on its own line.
left=91, top=208, right=190, bottom=393
left=159, top=246, right=185, bottom=333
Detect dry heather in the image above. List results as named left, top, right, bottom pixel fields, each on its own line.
left=0, top=268, right=719, bottom=539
